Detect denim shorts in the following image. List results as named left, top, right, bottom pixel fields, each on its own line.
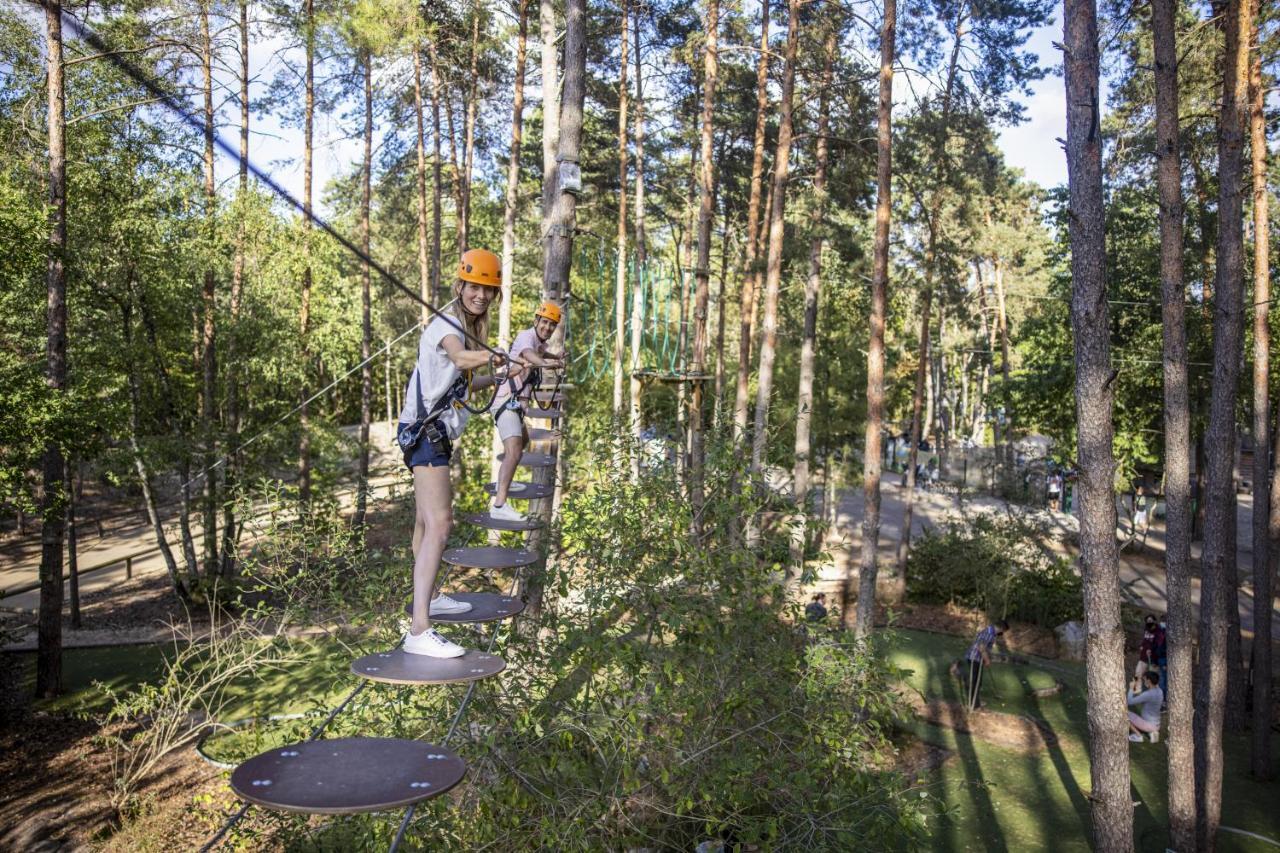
left=397, top=421, right=452, bottom=470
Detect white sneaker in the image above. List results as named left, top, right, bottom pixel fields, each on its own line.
left=507, top=481, right=527, bottom=494
left=1148, top=731, right=1159, bottom=743
left=430, top=593, right=473, bottom=615
left=489, top=499, right=527, bottom=523
left=1128, top=733, right=1144, bottom=743
left=403, top=628, right=466, bottom=658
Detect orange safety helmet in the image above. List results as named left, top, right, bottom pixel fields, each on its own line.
left=535, top=300, right=563, bottom=324
left=457, top=248, right=502, bottom=287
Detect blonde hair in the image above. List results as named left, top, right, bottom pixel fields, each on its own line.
left=449, top=279, right=500, bottom=352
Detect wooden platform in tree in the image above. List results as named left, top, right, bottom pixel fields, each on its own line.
left=443, top=545, right=539, bottom=569
left=350, top=648, right=506, bottom=685
left=229, top=737, right=466, bottom=813
left=405, top=592, right=525, bottom=623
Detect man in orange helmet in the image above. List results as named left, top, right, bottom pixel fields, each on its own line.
left=489, top=300, right=566, bottom=522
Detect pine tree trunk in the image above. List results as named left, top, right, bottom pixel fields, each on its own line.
left=732, top=0, right=771, bottom=447
left=1063, top=0, right=1133, bottom=846
left=65, top=460, right=79, bottom=628
left=122, top=298, right=186, bottom=599
left=540, top=0, right=560, bottom=249
left=787, top=25, right=835, bottom=583
left=461, top=11, right=480, bottom=250
left=689, top=0, right=719, bottom=531
left=355, top=54, right=373, bottom=530
left=994, top=259, right=1012, bottom=476
left=299, top=0, right=315, bottom=507
left=445, top=84, right=464, bottom=251
left=527, top=0, right=583, bottom=622
left=748, top=0, right=799, bottom=481
left=429, top=39, right=444, bottom=305
left=199, top=1, right=219, bottom=576
left=854, top=0, right=895, bottom=638
left=628, top=12, right=646, bottom=480
left=897, top=285, right=930, bottom=572
left=494, top=0, right=529, bottom=487
left=222, top=0, right=250, bottom=575
left=1248, top=19, right=1273, bottom=781
left=37, top=0, right=68, bottom=698
left=415, top=49, right=431, bottom=325
left=1152, top=0, right=1197, bottom=839
left=613, top=0, right=630, bottom=419
left=1195, top=0, right=1253, bottom=843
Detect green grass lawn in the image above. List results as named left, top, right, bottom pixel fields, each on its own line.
left=887, top=628, right=1280, bottom=852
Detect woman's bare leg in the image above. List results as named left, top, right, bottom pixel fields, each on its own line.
left=410, top=464, right=452, bottom=635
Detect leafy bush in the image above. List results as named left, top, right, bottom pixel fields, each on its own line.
left=905, top=513, right=1081, bottom=628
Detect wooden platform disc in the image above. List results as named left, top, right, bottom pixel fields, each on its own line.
left=229, top=737, right=466, bottom=814
left=443, top=545, right=539, bottom=569
left=526, top=428, right=560, bottom=442
left=351, top=647, right=507, bottom=685
left=525, top=407, right=564, bottom=420
left=497, top=451, right=556, bottom=468
left=483, top=481, right=554, bottom=500
left=462, top=511, right=545, bottom=531
left=404, top=592, right=525, bottom=623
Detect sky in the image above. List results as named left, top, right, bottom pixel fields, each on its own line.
left=216, top=5, right=1074, bottom=216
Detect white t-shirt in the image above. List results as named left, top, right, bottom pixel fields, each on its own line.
left=398, top=314, right=472, bottom=439
left=494, top=327, right=544, bottom=403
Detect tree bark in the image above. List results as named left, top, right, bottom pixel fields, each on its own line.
left=689, top=0, right=719, bottom=530
left=527, top=0, right=584, bottom=622
left=787, top=23, right=835, bottom=583
left=299, top=0, right=315, bottom=507
left=540, top=0, right=560, bottom=258
left=749, top=0, right=799, bottom=481
left=222, top=0, right=250, bottom=575
left=37, top=0, right=68, bottom=698
left=1247, top=18, right=1272, bottom=781
left=1152, top=0, right=1197, bottom=840
left=460, top=10, right=480, bottom=249
left=494, top=0, right=529, bottom=486
left=65, top=459, right=79, bottom=629
left=1063, top=0, right=1132, bottom=846
left=628, top=12, right=647, bottom=480
left=613, top=0, right=630, bottom=418
left=854, top=0, right=895, bottom=638
left=1195, top=0, right=1253, bottom=843
left=732, top=0, right=771, bottom=447
left=122, top=297, right=186, bottom=599
left=199, top=0, right=219, bottom=576
left=414, top=48, right=431, bottom=325
left=445, top=84, right=464, bottom=251
left=354, top=52, right=373, bottom=529
left=429, top=37, right=444, bottom=305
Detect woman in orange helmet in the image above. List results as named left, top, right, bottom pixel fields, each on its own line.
left=488, top=301, right=566, bottom=522
left=396, top=248, right=519, bottom=658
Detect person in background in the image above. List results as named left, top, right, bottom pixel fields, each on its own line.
left=1127, top=670, right=1164, bottom=742
left=965, top=619, right=1008, bottom=710
left=805, top=593, right=828, bottom=623
left=1047, top=470, right=1063, bottom=512
left=488, top=301, right=566, bottom=523
left=1133, top=614, right=1164, bottom=688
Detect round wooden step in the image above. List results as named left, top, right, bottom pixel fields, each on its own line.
left=483, top=481, right=554, bottom=500
left=462, top=511, right=545, bottom=531
left=229, top=737, right=465, bottom=814
left=443, top=545, right=539, bottom=569
left=496, top=451, right=556, bottom=468
left=525, top=407, right=563, bottom=420
left=351, top=647, right=506, bottom=685
left=404, top=592, right=525, bottom=623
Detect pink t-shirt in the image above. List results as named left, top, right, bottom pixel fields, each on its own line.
left=495, top=328, right=544, bottom=402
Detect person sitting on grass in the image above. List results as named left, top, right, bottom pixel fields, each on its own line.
left=965, top=619, right=1008, bottom=710
left=1127, top=670, right=1164, bottom=743
left=488, top=300, right=566, bottom=523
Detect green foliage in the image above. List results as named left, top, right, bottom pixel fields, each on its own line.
left=906, top=513, right=1081, bottom=628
